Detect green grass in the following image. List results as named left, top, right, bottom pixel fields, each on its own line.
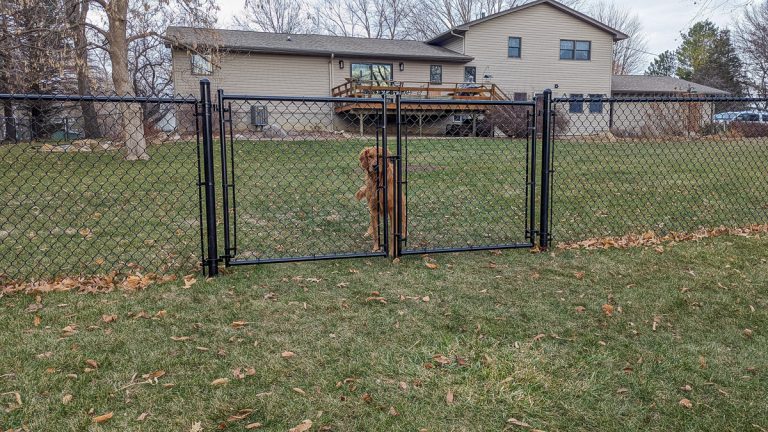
left=2, top=135, right=766, bottom=280
left=1, top=235, right=766, bottom=430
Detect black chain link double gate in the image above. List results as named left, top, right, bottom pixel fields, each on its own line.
left=197, top=80, right=549, bottom=275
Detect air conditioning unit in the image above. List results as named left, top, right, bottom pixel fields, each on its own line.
left=250, top=104, right=268, bottom=128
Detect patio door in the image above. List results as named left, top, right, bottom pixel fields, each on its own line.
left=351, top=63, right=393, bottom=85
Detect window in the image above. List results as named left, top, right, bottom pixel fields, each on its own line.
left=569, top=94, right=584, bottom=113
left=513, top=92, right=528, bottom=101
left=464, top=66, right=477, bottom=83
left=351, top=63, right=393, bottom=85
left=508, top=37, right=522, bottom=58
left=737, top=113, right=760, bottom=122
left=430, top=65, right=443, bottom=84
left=588, top=94, right=603, bottom=113
left=191, top=54, right=213, bottom=75
left=560, top=40, right=591, bottom=60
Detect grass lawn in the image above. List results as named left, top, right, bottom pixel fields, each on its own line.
left=1, top=235, right=767, bottom=430
left=2, top=134, right=767, bottom=280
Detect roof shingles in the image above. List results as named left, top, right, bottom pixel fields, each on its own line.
left=166, top=27, right=474, bottom=63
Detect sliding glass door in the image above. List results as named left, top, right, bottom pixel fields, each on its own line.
left=351, top=63, right=393, bottom=85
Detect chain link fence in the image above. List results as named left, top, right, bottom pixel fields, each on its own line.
left=550, top=96, right=768, bottom=242
left=0, top=94, right=203, bottom=282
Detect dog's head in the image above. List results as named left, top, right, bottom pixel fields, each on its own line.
left=358, top=146, right=382, bottom=174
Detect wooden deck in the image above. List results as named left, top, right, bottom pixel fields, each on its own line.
left=331, top=79, right=508, bottom=113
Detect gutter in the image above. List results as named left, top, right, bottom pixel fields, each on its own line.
left=450, top=29, right=466, bottom=55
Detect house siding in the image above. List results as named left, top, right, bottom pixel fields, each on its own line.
left=445, top=2, right=614, bottom=98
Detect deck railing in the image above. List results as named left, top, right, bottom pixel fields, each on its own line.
left=331, top=79, right=507, bottom=100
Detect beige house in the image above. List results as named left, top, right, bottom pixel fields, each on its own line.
left=167, top=0, right=725, bottom=136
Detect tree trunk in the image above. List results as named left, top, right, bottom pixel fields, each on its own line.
left=107, top=0, right=148, bottom=160
left=68, top=0, right=101, bottom=138
left=3, top=102, right=16, bottom=143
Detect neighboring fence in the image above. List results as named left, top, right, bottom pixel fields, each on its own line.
left=2, top=85, right=768, bottom=282
left=550, top=96, right=768, bottom=243
left=0, top=93, right=203, bottom=282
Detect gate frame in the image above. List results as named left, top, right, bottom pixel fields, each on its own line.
left=395, top=97, right=540, bottom=256
left=199, top=80, right=549, bottom=275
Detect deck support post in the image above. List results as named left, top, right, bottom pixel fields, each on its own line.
left=359, top=112, right=365, bottom=137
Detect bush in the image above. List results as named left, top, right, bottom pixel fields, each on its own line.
left=728, top=121, right=768, bottom=138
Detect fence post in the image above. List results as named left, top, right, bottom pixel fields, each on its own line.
left=394, top=92, right=403, bottom=258
left=539, top=89, right=553, bottom=250
left=199, top=79, right=219, bottom=276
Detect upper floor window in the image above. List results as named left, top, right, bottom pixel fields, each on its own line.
left=430, top=65, right=443, bottom=84
left=560, top=40, right=591, bottom=60
left=191, top=54, right=213, bottom=75
left=508, top=37, right=521, bottom=58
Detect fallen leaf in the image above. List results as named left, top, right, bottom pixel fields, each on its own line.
left=281, top=351, right=295, bottom=359
left=422, top=296, right=430, bottom=302
left=245, top=423, right=263, bottom=429
left=680, top=384, right=692, bottom=392
left=507, top=418, right=532, bottom=428
left=34, top=315, right=41, bottom=327
left=92, top=412, right=114, bottom=423
left=445, top=390, right=454, bottom=405
left=155, top=310, right=167, bottom=318
left=425, top=262, right=438, bottom=269
left=62, top=394, right=73, bottom=405
left=102, top=314, right=117, bottom=323
left=574, top=271, right=585, bottom=280
left=366, top=296, right=387, bottom=304
left=744, top=328, right=754, bottom=338
left=137, top=412, right=148, bottom=421
left=679, top=398, right=693, bottom=408
left=142, top=370, right=165, bottom=380
left=388, top=406, right=399, bottom=416
left=227, top=408, right=255, bottom=421
left=616, top=388, right=629, bottom=394
left=361, top=392, right=373, bottom=403
left=183, top=275, right=197, bottom=288
left=190, top=422, right=204, bottom=432
left=231, top=320, right=248, bottom=329
left=575, top=306, right=586, bottom=313
left=292, top=387, right=306, bottom=395
left=532, top=333, right=546, bottom=342
left=85, top=359, right=99, bottom=369
left=432, top=354, right=451, bottom=366
left=171, top=336, right=191, bottom=341
left=233, top=368, right=246, bottom=380
left=602, top=304, right=614, bottom=316
left=289, top=420, right=313, bottom=432
left=211, top=378, right=229, bottom=386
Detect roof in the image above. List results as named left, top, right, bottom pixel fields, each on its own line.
left=166, top=27, right=474, bottom=63
left=612, top=75, right=729, bottom=95
left=428, top=0, right=629, bottom=45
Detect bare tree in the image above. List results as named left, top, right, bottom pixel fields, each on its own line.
left=735, top=0, right=768, bottom=96
left=86, top=0, right=218, bottom=160
left=65, top=0, right=101, bottom=138
left=234, top=0, right=311, bottom=33
left=586, top=1, right=649, bottom=75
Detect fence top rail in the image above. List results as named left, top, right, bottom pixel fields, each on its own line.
left=400, top=98, right=535, bottom=106
left=553, top=96, right=768, bottom=103
left=220, top=94, right=386, bottom=104
left=0, top=93, right=198, bottom=104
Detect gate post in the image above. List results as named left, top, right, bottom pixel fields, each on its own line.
left=199, top=79, right=219, bottom=276
left=539, top=89, right=553, bottom=250
left=394, top=93, right=403, bottom=258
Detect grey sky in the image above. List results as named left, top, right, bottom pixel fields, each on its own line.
left=215, top=0, right=745, bottom=62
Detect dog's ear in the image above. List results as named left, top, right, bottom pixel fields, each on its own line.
left=359, top=148, right=369, bottom=170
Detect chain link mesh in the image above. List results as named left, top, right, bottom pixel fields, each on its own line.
left=550, top=97, right=768, bottom=242
left=399, top=100, right=535, bottom=252
left=0, top=94, right=202, bottom=282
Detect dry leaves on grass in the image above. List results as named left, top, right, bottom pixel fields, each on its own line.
left=211, top=378, right=229, bottom=386
left=425, top=262, right=439, bottom=269
left=281, top=351, right=295, bottom=359
left=289, top=420, right=313, bottom=432
left=92, top=412, right=113, bottom=423
left=679, top=398, right=693, bottom=408
left=445, top=390, right=455, bottom=405
left=557, top=224, right=768, bottom=251
left=1, top=272, right=179, bottom=296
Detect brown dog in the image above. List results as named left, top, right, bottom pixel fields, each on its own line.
left=355, top=146, right=406, bottom=252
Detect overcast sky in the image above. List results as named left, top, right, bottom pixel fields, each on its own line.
left=216, top=0, right=745, bottom=60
